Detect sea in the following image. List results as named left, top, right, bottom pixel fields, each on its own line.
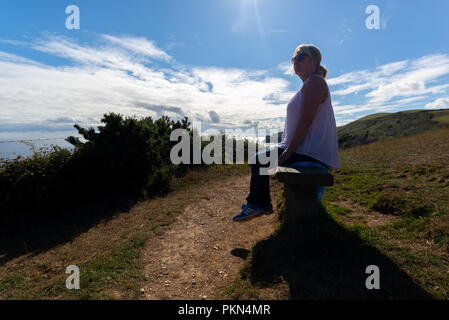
left=0, top=131, right=78, bottom=160
left=0, top=130, right=274, bottom=161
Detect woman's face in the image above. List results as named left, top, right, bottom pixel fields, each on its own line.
left=292, top=53, right=314, bottom=77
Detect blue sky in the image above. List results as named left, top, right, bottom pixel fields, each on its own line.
left=1, top=0, right=449, bottom=145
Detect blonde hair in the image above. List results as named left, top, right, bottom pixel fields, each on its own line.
left=293, top=44, right=328, bottom=78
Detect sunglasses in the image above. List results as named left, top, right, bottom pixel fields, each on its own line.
left=292, top=53, right=310, bottom=63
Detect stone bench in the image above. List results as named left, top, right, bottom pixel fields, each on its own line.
left=275, top=166, right=334, bottom=229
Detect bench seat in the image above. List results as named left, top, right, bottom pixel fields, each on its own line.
left=275, top=166, right=334, bottom=187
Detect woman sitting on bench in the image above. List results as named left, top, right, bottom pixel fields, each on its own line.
left=233, top=44, right=340, bottom=222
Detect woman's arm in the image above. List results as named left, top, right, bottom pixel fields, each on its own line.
left=279, top=75, right=328, bottom=164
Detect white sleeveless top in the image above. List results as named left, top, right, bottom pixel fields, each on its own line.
left=278, top=75, right=340, bottom=169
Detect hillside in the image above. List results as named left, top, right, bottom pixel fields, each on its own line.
left=1, top=115, right=448, bottom=300
left=337, top=108, right=449, bottom=149
left=266, top=108, right=449, bottom=149
left=222, top=125, right=449, bottom=300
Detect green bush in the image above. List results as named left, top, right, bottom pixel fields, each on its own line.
left=0, top=113, right=191, bottom=218
left=0, top=146, right=72, bottom=215
left=63, top=113, right=191, bottom=197
left=0, top=112, right=261, bottom=220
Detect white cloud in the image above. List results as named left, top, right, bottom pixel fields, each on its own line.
left=101, top=34, right=172, bottom=62
left=376, top=60, right=408, bottom=76
left=327, top=70, right=372, bottom=86
left=0, top=33, right=293, bottom=134
left=2, top=33, right=449, bottom=137
left=0, top=51, right=43, bottom=66
left=425, top=97, right=449, bottom=109
left=277, top=61, right=294, bottom=76
left=394, top=96, right=428, bottom=105
left=328, top=54, right=449, bottom=106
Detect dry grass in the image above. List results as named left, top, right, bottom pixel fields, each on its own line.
left=2, top=126, right=448, bottom=300
left=0, top=165, right=250, bottom=299
left=222, top=126, right=449, bottom=300
left=325, top=126, right=449, bottom=298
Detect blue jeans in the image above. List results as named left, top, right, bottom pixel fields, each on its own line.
left=246, top=147, right=327, bottom=207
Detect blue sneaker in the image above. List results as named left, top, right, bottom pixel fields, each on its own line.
left=242, top=203, right=274, bottom=215
left=233, top=203, right=273, bottom=222
left=317, top=186, right=326, bottom=203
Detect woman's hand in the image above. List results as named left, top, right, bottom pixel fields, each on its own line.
left=278, top=148, right=293, bottom=166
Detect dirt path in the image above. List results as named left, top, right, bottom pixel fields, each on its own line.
left=140, top=175, right=281, bottom=300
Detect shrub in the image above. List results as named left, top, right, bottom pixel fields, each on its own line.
left=0, top=112, right=260, bottom=220
left=0, top=113, right=191, bottom=218
left=0, top=146, right=72, bottom=216
left=63, top=113, right=191, bottom=198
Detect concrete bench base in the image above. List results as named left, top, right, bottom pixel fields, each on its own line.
left=275, top=166, right=334, bottom=231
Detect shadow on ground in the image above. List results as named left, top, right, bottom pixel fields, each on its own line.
left=0, top=193, right=140, bottom=266
left=231, top=248, right=250, bottom=260
left=243, top=205, right=433, bottom=299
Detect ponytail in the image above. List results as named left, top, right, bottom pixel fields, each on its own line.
left=316, top=65, right=328, bottom=78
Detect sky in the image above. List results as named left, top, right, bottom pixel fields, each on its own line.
left=1, top=0, right=449, bottom=157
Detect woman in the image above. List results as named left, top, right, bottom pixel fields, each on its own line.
left=233, top=44, right=340, bottom=222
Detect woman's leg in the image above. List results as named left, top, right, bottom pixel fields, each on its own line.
left=246, top=147, right=283, bottom=207
left=245, top=148, right=327, bottom=206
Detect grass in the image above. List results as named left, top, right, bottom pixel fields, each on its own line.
left=328, top=127, right=449, bottom=298
left=0, top=164, right=250, bottom=300
left=3, top=123, right=449, bottom=300
left=358, top=113, right=391, bottom=121
left=337, top=108, right=449, bottom=149
left=219, top=126, right=449, bottom=300
left=434, top=114, right=449, bottom=124
left=325, top=202, right=353, bottom=216
left=0, top=203, right=177, bottom=299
